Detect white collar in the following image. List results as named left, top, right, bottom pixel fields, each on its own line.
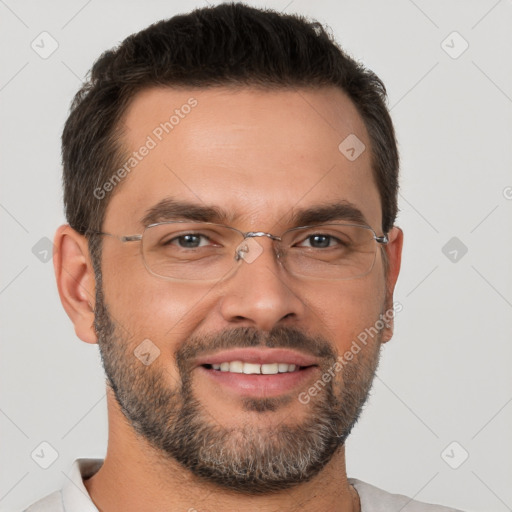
left=61, top=459, right=103, bottom=511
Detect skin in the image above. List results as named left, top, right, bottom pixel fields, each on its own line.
left=54, top=85, right=403, bottom=512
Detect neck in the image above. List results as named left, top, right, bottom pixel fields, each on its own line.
left=84, top=389, right=360, bottom=512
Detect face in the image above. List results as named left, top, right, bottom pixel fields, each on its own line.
left=93, top=86, right=400, bottom=492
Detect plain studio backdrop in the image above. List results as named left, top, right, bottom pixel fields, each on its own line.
left=1, top=1, right=511, bottom=511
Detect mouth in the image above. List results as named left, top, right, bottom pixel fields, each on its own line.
left=203, top=361, right=305, bottom=374
left=195, top=348, right=320, bottom=398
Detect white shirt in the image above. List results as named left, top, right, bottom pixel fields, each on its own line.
left=23, top=459, right=463, bottom=512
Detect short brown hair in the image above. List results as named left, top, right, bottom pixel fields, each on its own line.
left=62, top=2, right=399, bottom=245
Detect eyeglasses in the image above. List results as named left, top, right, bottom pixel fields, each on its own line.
left=91, top=221, right=388, bottom=282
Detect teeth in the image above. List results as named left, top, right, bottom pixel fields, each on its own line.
left=229, top=360, right=244, bottom=373
left=212, top=362, right=299, bottom=373
left=243, top=363, right=261, bottom=374
left=261, top=363, right=278, bottom=375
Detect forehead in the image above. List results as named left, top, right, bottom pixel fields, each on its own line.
left=105, top=86, right=382, bottom=231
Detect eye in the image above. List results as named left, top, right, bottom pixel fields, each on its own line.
left=298, top=234, right=341, bottom=249
left=167, top=233, right=211, bottom=248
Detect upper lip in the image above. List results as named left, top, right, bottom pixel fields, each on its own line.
left=194, top=348, right=320, bottom=368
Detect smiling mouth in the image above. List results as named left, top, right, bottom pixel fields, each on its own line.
left=202, top=361, right=314, bottom=374
left=195, top=347, right=320, bottom=397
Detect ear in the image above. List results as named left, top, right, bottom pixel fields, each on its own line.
left=53, top=225, right=97, bottom=344
left=380, top=226, right=403, bottom=343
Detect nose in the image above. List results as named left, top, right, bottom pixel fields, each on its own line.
left=219, top=237, right=306, bottom=331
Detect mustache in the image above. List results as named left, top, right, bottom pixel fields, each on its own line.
left=176, top=326, right=337, bottom=370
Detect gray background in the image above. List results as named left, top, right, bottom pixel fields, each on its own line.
left=1, top=0, right=511, bottom=511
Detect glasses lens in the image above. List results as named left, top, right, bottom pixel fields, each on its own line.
left=140, top=222, right=381, bottom=281
left=141, top=222, right=242, bottom=280
left=281, top=224, right=379, bottom=280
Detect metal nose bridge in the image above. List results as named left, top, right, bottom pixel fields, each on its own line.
left=243, top=231, right=282, bottom=241
left=234, top=231, right=283, bottom=263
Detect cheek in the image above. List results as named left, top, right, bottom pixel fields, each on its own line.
left=302, top=272, right=386, bottom=353
left=100, top=247, right=214, bottom=343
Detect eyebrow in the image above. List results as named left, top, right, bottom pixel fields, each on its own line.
left=140, top=198, right=369, bottom=229
left=140, top=198, right=230, bottom=226
left=289, top=203, right=368, bottom=227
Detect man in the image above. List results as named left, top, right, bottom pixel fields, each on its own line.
left=25, top=3, right=462, bottom=511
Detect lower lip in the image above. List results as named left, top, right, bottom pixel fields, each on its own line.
left=197, top=366, right=318, bottom=398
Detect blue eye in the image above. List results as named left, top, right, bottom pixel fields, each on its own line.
left=306, top=234, right=333, bottom=248
left=298, top=234, right=342, bottom=249
left=167, top=234, right=210, bottom=248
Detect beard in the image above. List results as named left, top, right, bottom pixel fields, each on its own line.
left=94, top=281, right=382, bottom=494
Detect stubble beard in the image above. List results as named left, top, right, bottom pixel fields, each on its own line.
left=93, top=280, right=382, bottom=493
